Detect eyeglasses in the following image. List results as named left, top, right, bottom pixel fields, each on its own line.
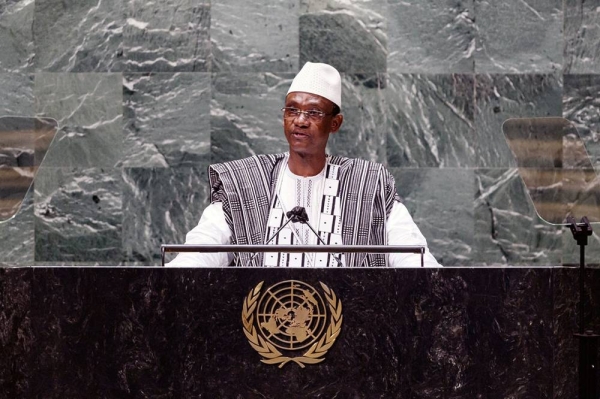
left=281, top=107, right=333, bottom=121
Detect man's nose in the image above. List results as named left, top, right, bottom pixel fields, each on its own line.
left=294, top=111, right=310, bottom=125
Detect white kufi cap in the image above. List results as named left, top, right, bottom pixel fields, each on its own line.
left=287, top=62, right=342, bottom=108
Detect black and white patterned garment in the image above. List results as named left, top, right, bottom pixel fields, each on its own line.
left=264, top=160, right=344, bottom=267
left=208, top=153, right=400, bottom=267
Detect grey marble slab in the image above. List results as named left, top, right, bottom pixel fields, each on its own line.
left=211, top=73, right=293, bottom=163
left=391, top=168, right=474, bottom=266
left=123, top=0, right=210, bottom=72
left=386, top=74, right=475, bottom=167
left=33, top=0, right=123, bottom=72
left=34, top=167, right=122, bottom=263
left=0, top=189, right=34, bottom=266
left=34, top=73, right=122, bottom=167
left=0, top=72, right=33, bottom=115
left=474, top=168, right=563, bottom=265
left=212, top=0, right=297, bottom=72
left=299, top=0, right=386, bottom=73
left=122, top=73, right=210, bottom=168
left=122, top=166, right=210, bottom=265
left=563, top=74, right=600, bottom=172
left=564, top=0, right=600, bottom=73
left=387, top=0, right=474, bottom=74
left=326, top=74, right=386, bottom=163
left=0, top=0, right=34, bottom=73
left=474, top=0, right=562, bottom=73
left=475, top=74, right=562, bottom=168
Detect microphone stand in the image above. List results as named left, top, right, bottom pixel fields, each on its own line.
left=567, top=216, right=598, bottom=399
left=288, top=206, right=343, bottom=267
left=245, top=217, right=295, bottom=267
left=246, top=206, right=343, bottom=267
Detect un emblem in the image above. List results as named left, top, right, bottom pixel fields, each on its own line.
left=242, top=280, right=343, bottom=368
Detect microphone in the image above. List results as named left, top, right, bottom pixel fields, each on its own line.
left=287, top=206, right=343, bottom=267
left=286, top=206, right=309, bottom=223
left=245, top=206, right=343, bottom=267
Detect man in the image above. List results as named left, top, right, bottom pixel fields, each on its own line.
left=168, top=62, right=440, bottom=267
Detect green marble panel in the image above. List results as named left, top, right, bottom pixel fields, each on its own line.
left=0, top=0, right=34, bottom=73
left=474, top=0, right=562, bottom=73
left=34, top=167, right=122, bottom=263
left=34, top=0, right=123, bottom=72
left=123, top=72, right=211, bottom=167
left=34, top=73, right=123, bottom=168
left=212, top=0, right=297, bottom=72
left=122, top=166, right=210, bottom=265
left=475, top=74, right=562, bottom=168
left=392, top=167, right=474, bottom=266
left=474, top=168, right=563, bottom=265
left=123, top=0, right=210, bottom=72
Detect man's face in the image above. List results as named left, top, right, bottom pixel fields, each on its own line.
left=283, top=92, right=343, bottom=157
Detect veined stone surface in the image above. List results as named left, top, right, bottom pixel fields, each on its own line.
left=0, top=0, right=596, bottom=267
left=34, top=0, right=123, bottom=72
left=0, top=72, right=33, bottom=115
left=211, top=0, right=298, bottom=72
left=475, top=74, right=563, bottom=168
left=211, top=72, right=292, bottom=163
left=327, top=74, right=386, bottom=163
left=0, top=189, right=34, bottom=265
left=564, top=0, right=600, bottom=74
left=388, top=0, right=474, bottom=73
left=475, top=0, right=562, bottom=73
left=386, top=74, right=475, bottom=167
left=123, top=73, right=211, bottom=168
left=122, top=166, right=210, bottom=265
left=300, top=11, right=387, bottom=74
left=34, top=73, right=122, bottom=168
left=392, top=168, right=474, bottom=266
left=124, top=0, right=210, bottom=72
left=0, top=0, right=34, bottom=73
left=300, top=0, right=386, bottom=73
left=562, top=74, right=600, bottom=265
left=563, top=74, right=600, bottom=171
left=34, top=167, right=122, bottom=263
left=474, top=168, right=563, bottom=265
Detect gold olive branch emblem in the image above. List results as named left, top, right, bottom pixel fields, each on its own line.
left=241, top=281, right=343, bottom=368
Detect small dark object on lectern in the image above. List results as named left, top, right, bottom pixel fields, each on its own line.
left=286, top=206, right=309, bottom=223
left=286, top=206, right=342, bottom=267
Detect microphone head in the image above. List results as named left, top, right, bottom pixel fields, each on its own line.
left=286, top=206, right=309, bottom=223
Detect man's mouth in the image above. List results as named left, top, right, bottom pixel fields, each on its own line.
left=292, top=131, right=308, bottom=138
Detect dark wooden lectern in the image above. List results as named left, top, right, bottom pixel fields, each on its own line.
left=0, top=267, right=598, bottom=398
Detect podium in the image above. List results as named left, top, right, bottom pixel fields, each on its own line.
left=1, top=266, right=599, bottom=397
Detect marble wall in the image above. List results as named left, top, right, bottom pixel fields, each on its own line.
left=1, top=0, right=599, bottom=266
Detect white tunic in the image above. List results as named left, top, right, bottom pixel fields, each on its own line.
left=168, top=162, right=441, bottom=267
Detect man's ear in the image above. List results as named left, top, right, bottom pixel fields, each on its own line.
left=330, top=114, right=343, bottom=133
